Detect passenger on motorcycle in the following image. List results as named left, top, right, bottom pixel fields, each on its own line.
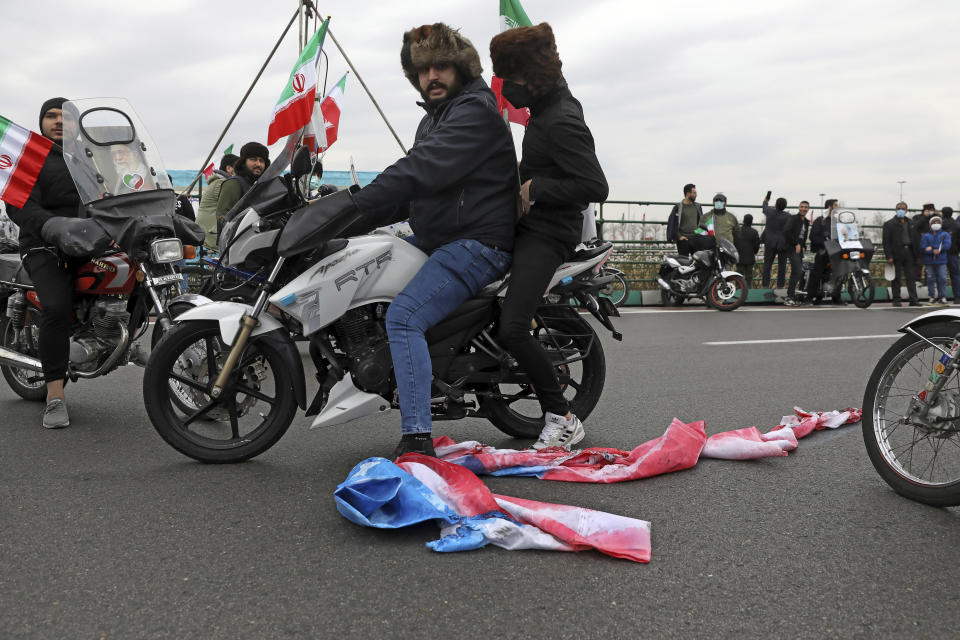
left=5, top=97, right=111, bottom=428
left=346, top=23, right=517, bottom=457
left=490, top=22, right=608, bottom=450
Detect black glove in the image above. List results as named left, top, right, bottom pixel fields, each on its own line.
left=316, top=184, right=340, bottom=197
left=40, top=217, right=113, bottom=257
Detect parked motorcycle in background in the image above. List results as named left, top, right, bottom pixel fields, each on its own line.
left=863, top=311, right=960, bottom=506
left=0, top=98, right=204, bottom=400
left=794, top=210, right=875, bottom=307
left=657, top=236, right=747, bottom=311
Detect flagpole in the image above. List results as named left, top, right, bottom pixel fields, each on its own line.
left=304, top=1, right=407, bottom=154
left=180, top=6, right=301, bottom=197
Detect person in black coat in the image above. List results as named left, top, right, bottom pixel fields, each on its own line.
left=735, top=213, right=760, bottom=289
left=760, top=194, right=790, bottom=288
left=941, top=206, right=960, bottom=303
left=882, top=201, right=921, bottom=306
left=6, top=98, right=84, bottom=427
left=490, top=22, right=608, bottom=451
left=782, top=200, right=811, bottom=305
left=806, top=199, right=844, bottom=304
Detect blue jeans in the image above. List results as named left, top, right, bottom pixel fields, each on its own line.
left=926, top=262, right=947, bottom=299
left=386, top=238, right=511, bottom=435
left=947, top=254, right=960, bottom=301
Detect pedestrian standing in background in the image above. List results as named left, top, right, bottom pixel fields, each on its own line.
left=735, top=213, right=760, bottom=289
left=913, top=203, right=936, bottom=282
left=760, top=194, right=790, bottom=288
left=940, top=206, right=960, bottom=304
left=195, top=153, right=238, bottom=251
left=921, top=215, right=951, bottom=304
left=666, top=184, right=703, bottom=255
left=806, top=199, right=843, bottom=304
left=882, top=201, right=921, bottom=307
left=700, top=193, right=739, bottom=246
left=782, top=200, right=811, bottom=306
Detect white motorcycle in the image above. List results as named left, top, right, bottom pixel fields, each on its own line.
left=143, top=146, right=622, bottom=463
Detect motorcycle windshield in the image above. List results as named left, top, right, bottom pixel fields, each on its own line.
left=835, top=212, right=862, bottom=249
left=61, top=98, right=172, bottom=204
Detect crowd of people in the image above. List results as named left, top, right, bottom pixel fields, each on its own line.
left=665, top=185, right=959, bottom=307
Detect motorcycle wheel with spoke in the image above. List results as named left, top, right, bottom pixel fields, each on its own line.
left=863, top=321, right=960, bottom=506
left=847, top=271, right=875, bottom=308
left=482, top=317, right=605, bottom=439
left=601, top=271, right=629, bottom=307
left=143, top=321, right=297, bottom=463
left=0, top=316, right=46, bottom=402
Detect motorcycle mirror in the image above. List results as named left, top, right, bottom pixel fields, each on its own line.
left=290, top=145, right=313, bottom=179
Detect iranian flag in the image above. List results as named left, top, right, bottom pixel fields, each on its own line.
left=267, top=17, right=330, bottom=145
left=695, top=215, right=715, bottom=237
left=0, top=115, right=53, bottom=209
left=201, top=162, right=215, bottom=180
left=304, top=71, right=348, bottom=153
left=492, top=0, right=533, bottom=126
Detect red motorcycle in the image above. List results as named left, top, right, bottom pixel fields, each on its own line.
left=0, top=98, right=203, bottom=400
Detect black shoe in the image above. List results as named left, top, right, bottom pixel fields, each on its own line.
left=832, top=297, right=848, bottom=306
left=892, top=300, right=903, bottom=307
left=909, top=300, right=922, bottom=307
left=393, top=433, right=436, bottom=459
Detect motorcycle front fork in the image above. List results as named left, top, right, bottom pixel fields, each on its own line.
left=904, top=330, right=960, bottom=423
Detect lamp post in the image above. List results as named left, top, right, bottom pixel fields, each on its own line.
left=819, top=193, right=825, bottom=208
left=897, top=180, right=906, bottom=201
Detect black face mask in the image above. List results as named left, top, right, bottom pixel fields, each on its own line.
left=501, top=81, right=535, bottom=108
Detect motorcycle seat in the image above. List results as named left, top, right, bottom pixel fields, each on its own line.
left=666, top=253, right=695, bottom=266
left=571, top=242, right=612, bottom=261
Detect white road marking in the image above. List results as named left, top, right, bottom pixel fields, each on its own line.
left=704, top=334, right=900, bottom=345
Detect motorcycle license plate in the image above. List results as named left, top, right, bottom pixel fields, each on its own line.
left=149, top=273, right=185, bottom=286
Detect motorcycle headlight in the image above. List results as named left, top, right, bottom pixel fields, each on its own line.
left=150, top=238, right=183, bottom=263
left=849, top=251, right=861, bottom=259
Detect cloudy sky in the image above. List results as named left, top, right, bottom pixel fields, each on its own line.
left=5, top=0, right=959, bottom=218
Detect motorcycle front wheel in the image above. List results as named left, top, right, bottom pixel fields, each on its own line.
left=0, top=316, right=46, bottom=402
left=706, top=274, right=747, bottom=311
left=143, top=321, right=298, bottom=463
left=863, top=321, right=960, bottom=506
left=847, top=271, right=876, bottom=308
left=482, top=317, right=606, bottom=439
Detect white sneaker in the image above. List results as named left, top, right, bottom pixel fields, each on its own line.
left=532, top=413, right=585, bottom=450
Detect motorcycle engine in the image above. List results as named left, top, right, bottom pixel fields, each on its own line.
left=333, top=304, right=392, bottom=396
left=68, top=297, right=130, bottom=371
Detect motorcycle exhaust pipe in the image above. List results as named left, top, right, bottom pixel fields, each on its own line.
left=0, top=345, right=43, bottom=372
left=657, top=278, right=671, bottom=290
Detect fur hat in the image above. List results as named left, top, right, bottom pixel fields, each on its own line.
left=400, top=23, right=483, bottom=91
left=237, top=141, right=270, bottom=170
left=489, top=23, right=562, bottom=95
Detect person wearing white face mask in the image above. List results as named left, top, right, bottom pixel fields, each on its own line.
left=921, top=215, right=951, bottom=304
left=882, top=201, right=921, bottom=306
left=699, top=193, right=739, bottom=246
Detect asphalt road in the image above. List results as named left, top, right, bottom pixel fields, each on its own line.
left=2, top=304, right=960, bottom=639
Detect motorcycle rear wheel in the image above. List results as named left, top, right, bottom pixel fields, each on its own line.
left=706, top=274, right=747, bottom=311
left=482, top=317, right=606, bottom=439
left=863, top=321, right=960, bottom=506
left=143, top=320, right=297, bottom=463
left=847, top=272, right=875, bottom=308
left=601, top=271, right=629, bottom=307
left=0, top=316, right=47, bottom=402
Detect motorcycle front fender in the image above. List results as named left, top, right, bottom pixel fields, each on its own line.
left=173, top=302, right=306, bottom=410
left=719, top=270, right=743, bottom=279
left=898, top=310, right=960, bottom=334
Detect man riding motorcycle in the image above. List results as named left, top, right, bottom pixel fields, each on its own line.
left=6, top=97, right=112, bottom=428
left=308, top=23, right=517, bottom=457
